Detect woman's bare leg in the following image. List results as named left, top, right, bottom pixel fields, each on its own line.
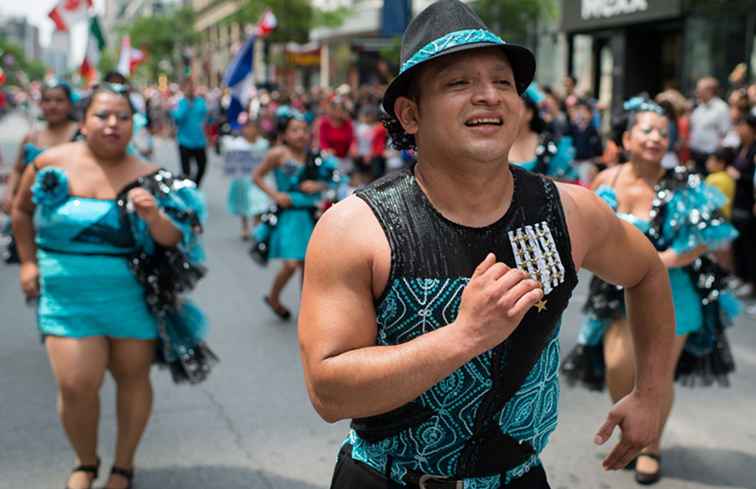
left=105, top=338, right=156, bottom=489
left=268, top=260, right=299, bottom=308
left=47, top=336, right=109, bottom=489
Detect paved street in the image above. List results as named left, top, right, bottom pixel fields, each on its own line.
left=1, top=111, right=755, bottom=489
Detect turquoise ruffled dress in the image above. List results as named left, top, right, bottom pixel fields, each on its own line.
left=266, top=160, right=322, bottom=261
left=32, top=166, right=207, bottom=340
left=562, top=168, right=740, bottom=389
left=512, top=135, right=578, bottom=181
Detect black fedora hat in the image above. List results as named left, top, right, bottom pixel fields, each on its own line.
left=382, top=0, right=536, bottom=118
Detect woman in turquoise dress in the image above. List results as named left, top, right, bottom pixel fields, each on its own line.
left=11, top=84, right=212, bottom=489
left=509, top=84, right=577, bottom=181
left=2, top=78, right=80, bottom=263
left=252, top=114, right=329, bottom=320
left=560, top=99, right=739, bottom=485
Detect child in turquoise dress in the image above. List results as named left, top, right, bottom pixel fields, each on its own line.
left=561, top=99, right=739, bottom=485
left=252, top=113, right=331, bottom=320
left=222, top=117, right=270, bottom=239
left=11, top=83, right=212, bottom=489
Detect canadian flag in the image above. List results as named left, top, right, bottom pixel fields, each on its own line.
left=49, top=0, right=92, bottom=32
left=256, top=9, right=277, bottom=38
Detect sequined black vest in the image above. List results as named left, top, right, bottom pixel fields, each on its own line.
left=351, top=166, right=578, bottom=480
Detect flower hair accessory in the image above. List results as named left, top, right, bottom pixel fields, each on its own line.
left=623, top=96, right=665, bottom=115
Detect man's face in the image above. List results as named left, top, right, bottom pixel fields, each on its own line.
left=183, top=80, right=195, bottom=98
left=564, top=77, right=575, bottom=94
left=403, top=47, right=523, bottom=165
left=696, top=80, right=713, bottom=103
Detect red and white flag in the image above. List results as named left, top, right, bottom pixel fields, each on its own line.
left=49, top=0, right=92, bottom=32
left=256, top=9, right=277, bottom=38
left=117, top=36, right=147, bottom=76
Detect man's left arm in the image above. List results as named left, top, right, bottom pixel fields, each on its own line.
left=559, top=183, right=676, bottom=471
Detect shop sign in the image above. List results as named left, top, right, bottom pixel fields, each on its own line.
left=285, top=42, right=321, bottom=67
left=582, top=0, right=647, bottom=20
left=561, top=0, right=681, bottom=32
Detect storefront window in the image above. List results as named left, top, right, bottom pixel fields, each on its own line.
left=572, top=35, right=594, bottom=93
left=684, top=13, right=748, bottom=95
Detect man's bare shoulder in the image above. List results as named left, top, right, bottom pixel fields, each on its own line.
left=307, top=194, right=390, bottom=294
left=311, top=194, right=387, bottom=258
left=555, top=181, right=616, bottom=268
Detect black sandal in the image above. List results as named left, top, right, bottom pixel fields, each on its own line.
left=635, top=453, right=662, bottom=485
left=264, top=296, right=291, bottom=321
left=65, top=457, right=100, bottom=489
left=105, top=466, right=134, bottom=489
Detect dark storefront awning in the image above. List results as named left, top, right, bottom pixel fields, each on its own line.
left=561, top=0, right=682, bottom=32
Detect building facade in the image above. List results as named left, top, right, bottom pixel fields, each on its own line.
left=561, top=0, right=756, bottom=113
left=191, top=0, right=249, bottom=87
left=42, top=31, right=71, bottom=76
left=0, top=16, right=41, bottom=62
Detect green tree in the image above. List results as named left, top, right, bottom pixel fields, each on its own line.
left=97, top=48, right=117, bottom=76
left=0, top=37, right=47, bottom=84
left=127, top=6, right=199, bottom=80
left=473, top=0, right=557, bottom=45
left=233, top=0, right=349, bottom=44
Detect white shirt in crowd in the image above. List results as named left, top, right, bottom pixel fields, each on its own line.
left=689, top=96, right=730, bottom=154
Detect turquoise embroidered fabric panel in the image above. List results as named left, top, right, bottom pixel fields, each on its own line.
left=349, top=277, right=561, bottom=488
left=401, top=29, right=506, bottom=74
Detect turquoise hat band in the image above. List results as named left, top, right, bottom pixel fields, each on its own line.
left=400, top=29, right=506, bottom=75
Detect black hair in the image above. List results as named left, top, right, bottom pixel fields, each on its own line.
left=103, top=71, right=129, bottom=85
left=522, top=93, right=546, bottom=134
left=275, top=114, right=306, bottom=146
left=41, top=78, right=74, bottom=104
left=84, top=83, right=135, bottom=115
left=382, top=72, right=420, bottom=151
left=609, top=112, right=629, bottom=147
left=573, top=98, right=592, bottom=111
left=711, top=146, right=735, bottom=166
left=739, top=112, right=756, bottom=131
left=623, top=97, right=667, bottom=132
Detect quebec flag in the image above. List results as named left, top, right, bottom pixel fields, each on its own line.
left=224, top=35, right=256, bottom=129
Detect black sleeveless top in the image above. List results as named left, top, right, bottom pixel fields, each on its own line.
left=347, top=166, right=578, bottom=486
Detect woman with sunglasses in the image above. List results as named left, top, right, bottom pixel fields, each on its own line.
left=2, top=79, right=80, bottom=263
left=561, top=99, right=740, bottom=485
left=12, top=83, right=210, bottom=489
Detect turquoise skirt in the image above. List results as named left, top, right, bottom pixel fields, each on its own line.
left=268, top=208, right=314, bottom=261
left=37, top=250, right=158, bottom=339
left=227, top=178, right=271, bottom=217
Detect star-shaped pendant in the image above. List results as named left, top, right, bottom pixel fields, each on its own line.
left=535, top=299, right=548, bottom=312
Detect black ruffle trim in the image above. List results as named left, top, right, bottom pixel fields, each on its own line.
left=119, top=170, right=218, bottom=384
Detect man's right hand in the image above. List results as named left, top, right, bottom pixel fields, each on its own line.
left=455, top=253, right=543, bottom=353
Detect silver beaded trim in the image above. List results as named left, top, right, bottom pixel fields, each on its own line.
left=508, top=221, right=565, bottom=295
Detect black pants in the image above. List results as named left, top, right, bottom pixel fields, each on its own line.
left=178, top=145, right=208, bottom=187
left=330, top=445, right=551, bottom=489
left=732, top=216, right=756, bottom=286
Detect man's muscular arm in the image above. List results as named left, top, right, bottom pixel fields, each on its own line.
left=299, top=196, right=542, bottom=423
left=560, top=183, right=676, bottom=471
